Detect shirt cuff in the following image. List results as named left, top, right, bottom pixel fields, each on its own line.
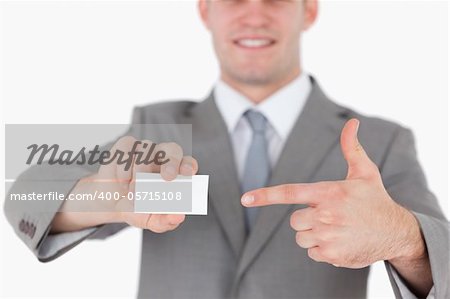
left=38, top=227, right=97, bottom=260
left=388, top=263, right=436, bottom=299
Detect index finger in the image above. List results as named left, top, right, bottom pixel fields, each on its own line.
left=241, top=181, right=340, bottom=207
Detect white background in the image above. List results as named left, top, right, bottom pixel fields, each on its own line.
left=0, top=1, right=448, bottom=298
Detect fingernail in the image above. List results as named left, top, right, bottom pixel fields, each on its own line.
left=242, top=194, right=254, bottom=205
left=355, top=119, right=360, bottom=132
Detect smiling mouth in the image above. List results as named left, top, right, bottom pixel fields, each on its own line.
left=233, top=38, right=276, bottom=49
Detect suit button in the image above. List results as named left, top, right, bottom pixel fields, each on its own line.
left=30, top=224, right=36, bottom=238
left=19, top=219, right=25, bottom=232
left=19, top=220, right=35, bottom=238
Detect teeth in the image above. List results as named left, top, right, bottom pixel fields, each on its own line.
left=237, top=39, right=272, bottom=48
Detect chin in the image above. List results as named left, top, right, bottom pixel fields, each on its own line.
left=225, top=64, right=273, bottom=84
left=234, top=70, right=278, bottom=85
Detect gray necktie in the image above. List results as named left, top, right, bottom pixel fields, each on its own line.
left=241, top=110, right=271, bottom=234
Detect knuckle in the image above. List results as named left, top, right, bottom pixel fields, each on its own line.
left=166, top=155, right=182, bottom=166
left=282, top=184, right=297, bottom=202
left=336, top=184, right=353, bottom=205
left=167, top=142, right=183, bottom=156
left=115, top=136, right=137, bottom=151
left=119, top=135, right=137, bottom=144
left=333, top=183, right=348, bottom=199
left=355, top=142, right=364, bottom=153
left=316, top=228, right=334, bottom=243
left=317, top=209, right=335, bottom=224
left=156, top=142, right=183, bottom=160
left=182, top=155, right=193, bottom=162
left=140, top=139, right=154, bottom=149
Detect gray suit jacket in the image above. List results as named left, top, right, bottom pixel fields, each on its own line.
left=5, top=76, right=449, bottom=298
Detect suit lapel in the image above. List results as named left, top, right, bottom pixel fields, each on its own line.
left=234, top=77, right=351, bottom=283
left=188, top=94, right=246, bottom=257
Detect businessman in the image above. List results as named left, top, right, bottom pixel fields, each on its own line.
left=5, top=0, right=449, bottom=298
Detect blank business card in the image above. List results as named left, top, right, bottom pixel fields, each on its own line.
left=134, top=172, right=209, bottom=215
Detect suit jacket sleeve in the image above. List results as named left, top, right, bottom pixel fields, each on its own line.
left=379, top=127, right=449, bottom=299
left=3, top=108, right=145, bottom=262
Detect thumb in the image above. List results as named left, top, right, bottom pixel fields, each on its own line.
left=340, top=118, right=377, bottom=180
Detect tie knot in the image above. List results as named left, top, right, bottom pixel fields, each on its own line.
left=244, top=110, right=267, bottom=134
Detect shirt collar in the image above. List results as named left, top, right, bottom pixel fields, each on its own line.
left=213, top=72, right=312, bottom=140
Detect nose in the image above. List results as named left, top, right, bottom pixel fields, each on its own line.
left=238, top=0, right=271, bottom=28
